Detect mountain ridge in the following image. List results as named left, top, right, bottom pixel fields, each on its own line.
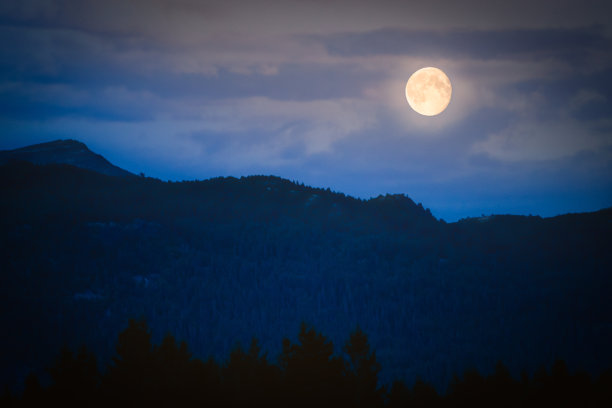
left=0, top=159, right=440, bottom=234
left=0, top=139, right=134, bottom=178
left=2, top=139, right=610, bottom=222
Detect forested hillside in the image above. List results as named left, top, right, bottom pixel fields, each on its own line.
left=1, top=160, right=611, bottom=392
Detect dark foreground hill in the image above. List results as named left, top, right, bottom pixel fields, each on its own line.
left=0, top=157, right=611, bottom=393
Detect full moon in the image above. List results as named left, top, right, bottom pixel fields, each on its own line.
left=405, top=67, right=452, bottom=116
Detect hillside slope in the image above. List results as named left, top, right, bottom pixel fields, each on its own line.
left=0, top=139, right=133, bottom=177
left=0, top=159, right=611, bottom=393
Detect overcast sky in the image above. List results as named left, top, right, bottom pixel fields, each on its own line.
left=1, top=0, right=611, bottom=221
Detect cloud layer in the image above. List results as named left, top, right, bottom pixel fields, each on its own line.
left=1, top=0, right=612, bottom=220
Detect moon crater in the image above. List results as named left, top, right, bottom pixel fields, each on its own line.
left=405, top=67, right=452, bottom=116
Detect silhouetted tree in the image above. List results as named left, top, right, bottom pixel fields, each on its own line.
left=21, top=373, right=44, bottom=407
left=223, top=338, right=281, bottom=406
left=190, top=357, right=222, bottom=405
left=152, top=333, right=199, bottom=405
left=101, top=320, right=222, bottom=406
left=102, top=318, right=155, bottom=403
left=9, top=317, right=612, bottom=407
left=47, top=346, right=100, bottom=406
left=485, top=361, right=520, bottom=407
left=412, top=377, right=441, bottom=408
left=1, top=385, right=14, bottom=408
left=344, top=326, right=383, bottom=407
left=280, top=322, right=346, bottom=407
left=386, top=380, right=412, bottom=408
left=448, top=368, right=486, bottom=407
left=447, top=362, right=521, bottom=407
left=594, top=369, right=612, bottom=406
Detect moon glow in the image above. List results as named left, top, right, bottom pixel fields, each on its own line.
left=405, top=67, right=452, bottom=116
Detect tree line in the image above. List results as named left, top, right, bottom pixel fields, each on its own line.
left=3, top=319, right=611, bottom=407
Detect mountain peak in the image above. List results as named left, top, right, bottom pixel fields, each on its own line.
left=8, top=139, right=93, bottom=155
left=0, top=139, right=133, bottom=177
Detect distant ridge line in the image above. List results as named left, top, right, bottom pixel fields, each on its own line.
left=0, top=139, right=133, bottom=178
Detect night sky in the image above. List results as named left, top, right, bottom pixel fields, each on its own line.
left=1, top=0, right=611, bottom=221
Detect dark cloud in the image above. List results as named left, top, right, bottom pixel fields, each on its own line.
left=320, top=26, right=610, bottom=61
left=512, top=67, right=612, bottom=122
left=129, top=64, right=381, bottom=101
left=0, top=60, right=381, bottom=123
left=0, top=84, right=156, bottom=121
left=0, top=21, right=380, bottom=104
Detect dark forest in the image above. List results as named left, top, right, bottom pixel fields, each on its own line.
left=1, top=159, right=611, bottom=404
left=5, top=318, right=612, bottom=407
